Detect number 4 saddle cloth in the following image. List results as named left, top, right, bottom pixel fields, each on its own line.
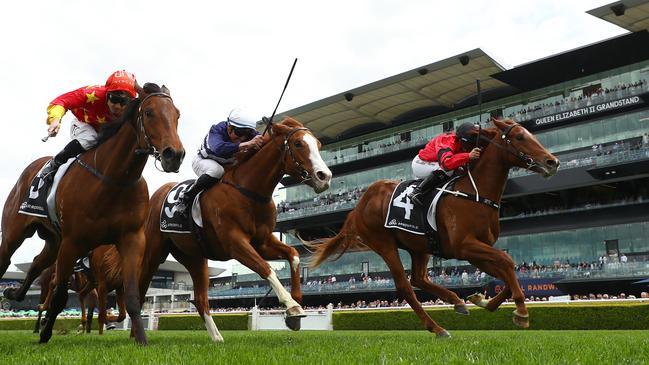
left=384, top=179, right=445, bottom=235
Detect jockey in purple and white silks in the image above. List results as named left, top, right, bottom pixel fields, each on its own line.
left=176, top=107, right=263, bottom=214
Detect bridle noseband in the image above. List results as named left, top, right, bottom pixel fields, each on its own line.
left=269, top=126, right=314, bottom=183
left=478, top=122, right=539, bottom=170
left=133, top=92, right=174, bottom=164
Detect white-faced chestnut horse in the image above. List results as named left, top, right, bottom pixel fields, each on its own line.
left=310, top=118, right=559, bottom=337
left=0, top=83, right=184, bottom=345
left=140, top=117, right=332, bottom=342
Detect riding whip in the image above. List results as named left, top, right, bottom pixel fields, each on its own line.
left=262, top=58, right=298, bottom=136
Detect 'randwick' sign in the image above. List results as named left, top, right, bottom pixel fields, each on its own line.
left=530, top=95, right=645, bottom=129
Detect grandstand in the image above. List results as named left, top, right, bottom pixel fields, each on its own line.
left=210, top=0, right=649, bottom=309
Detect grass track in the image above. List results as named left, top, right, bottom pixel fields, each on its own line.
left=0, top=330, right=647, bottom=364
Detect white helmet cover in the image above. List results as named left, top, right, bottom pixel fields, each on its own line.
left=227, top=108, right=258, bottom=129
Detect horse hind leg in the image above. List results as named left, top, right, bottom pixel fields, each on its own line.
left=409, top=252, right=469, bottom=315
left=377, top=245, right=450, bottom=338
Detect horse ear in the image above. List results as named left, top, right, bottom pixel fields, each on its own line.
left=161, top=85, right=171, bottom=96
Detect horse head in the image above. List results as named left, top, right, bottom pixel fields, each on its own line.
left=489, top=118, right=560, bottom=178
left=133, top=83, right=185, bottom=172
left=270, top=117, right=332, bottom=193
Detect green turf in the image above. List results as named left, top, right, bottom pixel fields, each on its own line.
left=0, top=330, right=647, bottom=364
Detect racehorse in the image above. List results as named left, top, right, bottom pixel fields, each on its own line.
left=33, top=265, right=98, bottom=334
left=309, top=118, right=559, bottom=337
left=0, top=83, right=184, bottom=345
left=140, top=117, right=332, bottom=342
left=85, top=244, right=127, bottom=334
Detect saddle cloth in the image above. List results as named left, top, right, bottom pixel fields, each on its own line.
left=160, top=179, right=204, bottom=233
left=383, top=179, right=451, bottom=234
left=18, top=158, right=76, bottom=225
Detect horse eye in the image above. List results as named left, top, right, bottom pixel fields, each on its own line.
left=144, top=110, right=153, bottom=117
left=515, top=134, right=524, bottom=141
left=294, top=141, right=302, bottom=147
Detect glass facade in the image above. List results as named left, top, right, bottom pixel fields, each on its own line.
left=259, top=61, right=649, bottom=284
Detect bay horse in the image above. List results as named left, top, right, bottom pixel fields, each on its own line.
left=309, top=118, right=559, bottom=337
left=33, top=265, right=99, bottom=334
left=140, top=117, right=332, bottom=342
left=0, top=83, right=184, bottom=345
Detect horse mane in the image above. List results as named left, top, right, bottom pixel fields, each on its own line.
left=95, top=83, right=164, bottom=146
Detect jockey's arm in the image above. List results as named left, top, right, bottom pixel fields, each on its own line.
left=45, top=87, right=87, bottom=135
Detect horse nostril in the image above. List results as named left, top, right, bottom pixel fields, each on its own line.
left=547, top=159, right=559, bottom=167
left=162, top=147, right=175, bottom=161
left=316, top=171, right=328, bottom=181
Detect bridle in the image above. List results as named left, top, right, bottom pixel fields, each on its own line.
left=269, top=126, right=314, bottom=183
left=133, top=92, right=174, bottom=170
left=476, top=122, right=540, bottom=171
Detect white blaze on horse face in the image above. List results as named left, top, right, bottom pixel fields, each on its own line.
left=202, top=312, right=224, bottom=343
left=266, top=271, right=300, bottom=309
left=302, top=134, right=332, bottom=184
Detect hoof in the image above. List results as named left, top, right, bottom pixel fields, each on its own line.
left=285, top=306, right=306, bottom=331
left=512, top=310, right=530, bottom=329
left=435, top=329, right=451, bottom=338
left=454, top=303, right=469, bottom=315
left=3, top=287, right=18, bottom=301
left=467, top=293, right=488, bottom=308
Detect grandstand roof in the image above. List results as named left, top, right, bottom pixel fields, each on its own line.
left=278, top=49, right=510, bottom=142
left=588, top=0, right=649, bottom=32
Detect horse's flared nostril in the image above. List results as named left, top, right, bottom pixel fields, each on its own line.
left=162, top=147, right=175, bottom=161
left=316, top=171, right=331, bottom=182
left=547, top=158, right=560, bottom=168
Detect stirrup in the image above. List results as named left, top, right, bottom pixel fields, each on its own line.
left=409, top=191, right=425, bottom=206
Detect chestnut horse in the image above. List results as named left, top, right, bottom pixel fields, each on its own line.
left=85, top=245, right=127, bottom=334
left=33, top=265, right=99, bottom=334
left=140, top=117, right=332, bottom=342
left=310, top=118, right=559, bottom=337
left=0, top=83, right=184, bottom=345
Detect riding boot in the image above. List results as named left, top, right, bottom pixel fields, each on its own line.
left=408, top=169, right=448, bottom=207
left=176, top=174, right=219, bottom=216
left=39, top=139, right=86, bottom=185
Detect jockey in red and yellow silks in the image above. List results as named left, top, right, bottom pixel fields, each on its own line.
left=408, top=122, right=482, bottom=206
left=39, top=70, right=138, bottom=183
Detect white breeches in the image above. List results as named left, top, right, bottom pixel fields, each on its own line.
left=411, top=155, right=452, bottom=179
left=70, top=119, right=98, bottom=150
left=192, top=154, right=225, bottom=178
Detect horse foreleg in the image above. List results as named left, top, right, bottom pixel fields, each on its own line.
left=229, top=235, right=304, bottom=330
left=0, top=215, right=37, bottom=278
left=40, top=243, right=80, bottom=344
left=4, top=238, right=58, bottom=301
left=116, top=230, right=147, bottom=345
left=257, top=235, right=303, bottom=304
left=409, top=252, right=468, bottom=315
left=170, top=249, right=223, bottom=343
left=378, top=246, right=450, bottom=337
left=108, top=288, right=127, bottom=323
left=460, top=239, right=529, bottom=328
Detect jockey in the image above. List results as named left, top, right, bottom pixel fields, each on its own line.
left=175, top=107, right=264, bottom=215
left=39, top=70, right=138, bottom=183
left=407, top=122, right=482, bottom=207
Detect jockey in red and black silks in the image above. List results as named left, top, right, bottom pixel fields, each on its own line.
left=408, top=122, right=482, bottom=206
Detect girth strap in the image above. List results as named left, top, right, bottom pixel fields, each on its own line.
left=221, top=180, right=271, bottom=204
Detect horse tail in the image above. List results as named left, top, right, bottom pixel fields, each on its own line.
left=305, top=209, right=364, bottom=268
